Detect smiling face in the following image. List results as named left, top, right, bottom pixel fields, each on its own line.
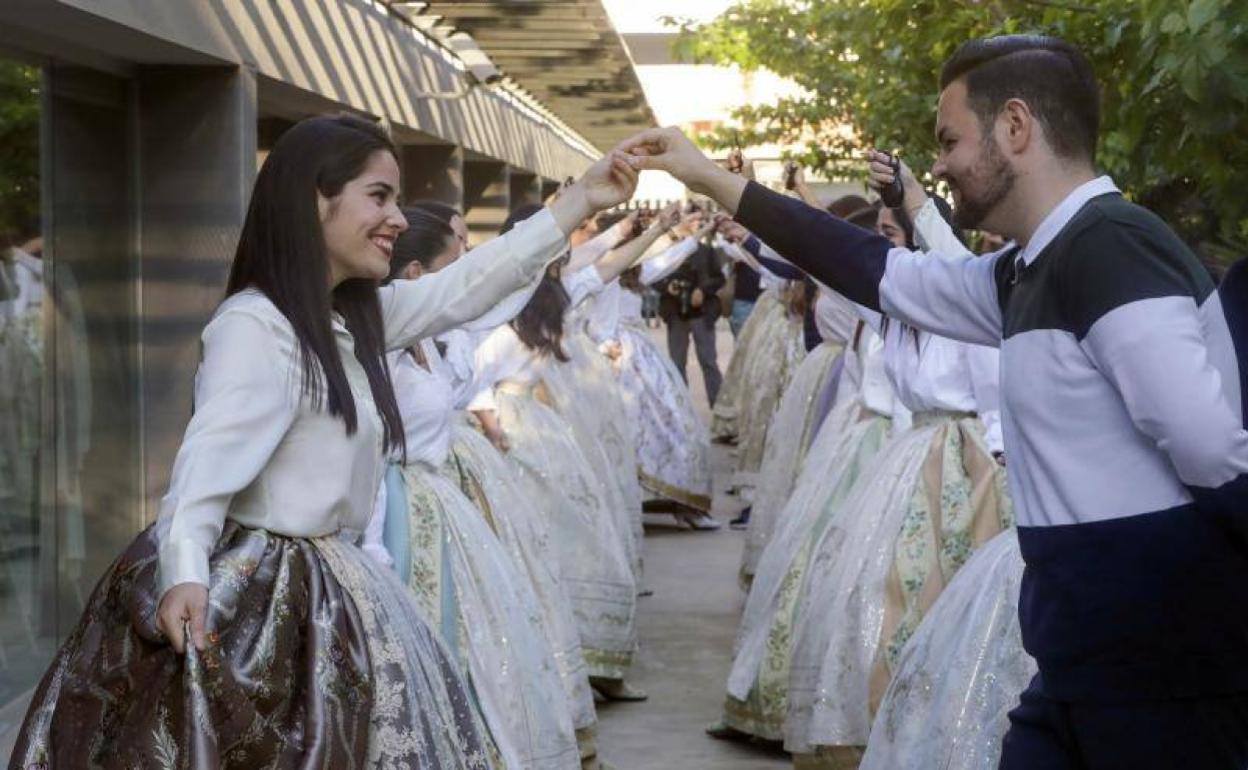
left=448, top=213, right=469, bottom=256
left=932, top=80, right=1017, bottom=231
left=319, top=150, right=407, bottom=286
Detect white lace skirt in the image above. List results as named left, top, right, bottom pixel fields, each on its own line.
left=495, top=386, right=638, bottom=680
left=723, top=401, right=891, bottom=739
left=712, top=289, right=778, bottom=439
left=860, top=529, right=1032, bottom=770
left=742, top=340, right=845, bottom=578
left=787, top=415, right=1011, bottom=754
left=397, top=463, right=581, bottom=770
left=543, top=331, right=645, bottom=581
left=617, top=320, right=712, bottom=510
left=731, top=299, right=807, bottom=494
left=446, top=422, right=598, bottom=732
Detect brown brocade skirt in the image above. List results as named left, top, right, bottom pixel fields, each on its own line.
left=9, top=522, right=498, bottom=770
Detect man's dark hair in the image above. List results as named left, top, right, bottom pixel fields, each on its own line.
left=940, top=35, right=1100, bottom=164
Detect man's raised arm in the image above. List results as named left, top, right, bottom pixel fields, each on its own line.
left=622, top=127, right=1003, bottom=345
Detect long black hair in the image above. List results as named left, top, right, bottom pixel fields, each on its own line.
left=225, top=114, right=404, bottom=454
left=389, top=207, right=456, bottom=279
left=503, top=204, right=572, bottom=361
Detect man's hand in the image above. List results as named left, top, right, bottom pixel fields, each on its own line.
left=157, top=581, right=209, bottom=654
left=691, top=288, right=705, bottom=309
left=866, top=149, right=926, bottom=218
left=620, top=127, right=746, bottom=210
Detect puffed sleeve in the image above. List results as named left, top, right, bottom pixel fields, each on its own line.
left=378, top=208, right=567, bottom=350
left=155, top=307, right=300, bottom=597
left=466, top=324, right=528, bottom=412
left=361, top=474, right=395, bottom=569
left=639, top=237, right=698, bottom=285
left=562, top=264, right=606, bottom=309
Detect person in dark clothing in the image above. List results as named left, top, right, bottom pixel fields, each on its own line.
left=655, top=232, right=726, bottom=405
left=729, top=259, right=761, bottom=337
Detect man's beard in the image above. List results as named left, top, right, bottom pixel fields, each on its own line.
left=949, top=136, right=1016, bottom=230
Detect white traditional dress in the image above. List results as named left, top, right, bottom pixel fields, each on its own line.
left=721, top=326, right=900, bottom=740
left=543, top=293, right=645, bottom=583
left=741, top=287, right=859, bottom=579
left=787, top=203, right=1013, bottom=765
left=372, top=339, right=580, bottom=770
left=469, top=266, right=638, bottom=681
left=10, top=207, right=570, bottom=769
left=600, top=236, right=713, bottom=510
left=860, top=529, right=1032, bottom=770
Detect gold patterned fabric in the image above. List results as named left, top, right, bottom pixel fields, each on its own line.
left=9, top=523, right=495, bottom=770
left=789, top=414, right=1011, bottom=756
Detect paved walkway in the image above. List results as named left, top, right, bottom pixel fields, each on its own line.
left=595, top=320, right=790, bottom=769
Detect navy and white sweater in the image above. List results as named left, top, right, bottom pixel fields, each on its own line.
left=735, top=176, right=1248, bottom=702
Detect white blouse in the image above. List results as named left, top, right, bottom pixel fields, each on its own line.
left=467, top=263, right=608, bottom=411
left=861, top=199, right=1003, bottom=450
left=154, top=209, right=568, bottom=594
left=590, top=236, right=699, bottom=341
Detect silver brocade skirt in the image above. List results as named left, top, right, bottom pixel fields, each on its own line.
left=9, top=522, right=497, bottom=769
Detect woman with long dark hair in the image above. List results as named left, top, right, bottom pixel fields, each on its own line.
left=468, top=207, right=661, bottom=703
left=9, top=113, right=637, bottom=769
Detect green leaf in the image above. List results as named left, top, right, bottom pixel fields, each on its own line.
left=1160, top=12, right=1187, bottom=33
left=1187, top=0, right=1222, bottom=33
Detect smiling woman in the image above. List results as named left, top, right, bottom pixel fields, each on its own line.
left=8, top=111, right=639, bottom=769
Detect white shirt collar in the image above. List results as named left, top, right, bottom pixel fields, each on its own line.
left=1018, top=175, right=1119, bottom=266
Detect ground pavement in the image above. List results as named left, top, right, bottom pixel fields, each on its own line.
left=595, top=319, right=790, bottom=769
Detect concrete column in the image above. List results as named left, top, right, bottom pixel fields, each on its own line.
left=136, top=64, right=257, bottom=523
left=508, top=169, right=541, bottom=211
left=402, top=143, right=463, bottom=210
left=463, top=159, right=509, bottom=246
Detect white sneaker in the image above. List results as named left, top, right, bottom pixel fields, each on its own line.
left=689, top=514, right=722, bottom=531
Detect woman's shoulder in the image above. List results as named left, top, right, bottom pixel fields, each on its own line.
left=203, top=288, right=299, bottom=357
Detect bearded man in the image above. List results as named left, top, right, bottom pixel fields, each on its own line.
left=621, top=34, right=1248, bottom=770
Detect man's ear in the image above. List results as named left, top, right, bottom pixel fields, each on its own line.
left=1000, top=97, right=1034, bottom=155
left=401, top=261, right=424, bottom=281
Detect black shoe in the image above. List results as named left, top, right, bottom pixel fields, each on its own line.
left=729, top=507, right=751, bottom=530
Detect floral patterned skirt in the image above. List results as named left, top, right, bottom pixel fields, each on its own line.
left=396, top=463, right=581, bottom=770
left=861, top=529, right=1034, bottom=770
left=731, top=300, right=806, bottom=494
left=617, top=321, right=712, bottom=511
left=786, top=414, right=1012, bottom=756
left=742, top=340, right=844, bottom=580
left=723, top=403, right=890, bottom=740
left=494, top=388, right=637, bottom=681
left=542, top=331, right=645, bottom=583
left=711, top=289, right=778, bottom=440
left=9, top=522, right=497, bottom=770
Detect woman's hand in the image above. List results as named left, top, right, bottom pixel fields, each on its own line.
left=866, top=149, right=927, bottom=217
left=157, top=581, right=209, bottom=654
left=550, top=148, right=640, bottom=236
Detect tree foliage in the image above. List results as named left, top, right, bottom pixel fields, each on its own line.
left=671, top=0, right=1248, bottom=258
left=0, top=60, right=40, bottom=249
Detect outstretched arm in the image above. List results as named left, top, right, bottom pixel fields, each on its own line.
left=621, top=127, right=1003, bottom=346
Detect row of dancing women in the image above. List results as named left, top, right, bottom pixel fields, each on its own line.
left=5, top=114, right=718, bottom=770
left=709, top=153, right=1028, bottom=770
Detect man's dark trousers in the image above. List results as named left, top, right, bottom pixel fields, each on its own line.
left=666, top=311, right=721, bottom=406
